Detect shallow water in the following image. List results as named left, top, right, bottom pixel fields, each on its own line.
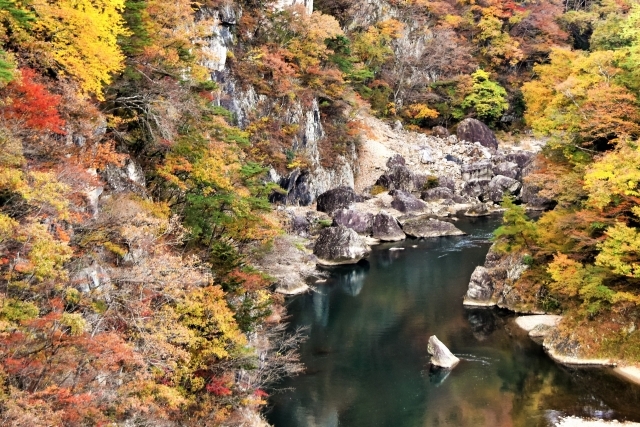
left=267, top=216, right=640, bottom=427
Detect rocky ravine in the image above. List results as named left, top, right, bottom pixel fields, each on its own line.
left=254, top=114, right=544, bottom=294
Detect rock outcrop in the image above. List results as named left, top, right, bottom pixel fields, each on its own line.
left=427, top=335, right=460, bottom=369
left=421, top=187, right=454, bottom=202
left=313, top=226, right=371, bottom=265
left=402, top=217, right=465, bottom=238
left=456, top=118, right=498, bottom=151
left=372, top=211, right=405, bottom=241
left=376, top=164, right=415, bottom=192
left=390, top=189, right=427, bottom=213
left=487, top=175, right=521, bottom=202
left=332, top=208, right=374, bottom=235
left=316, top=186, right=360, bottom=214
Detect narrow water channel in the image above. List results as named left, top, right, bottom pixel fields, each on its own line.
left=267, top=216, right=640, bottom=427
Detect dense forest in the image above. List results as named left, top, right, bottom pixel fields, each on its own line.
left=0, top=0, right=639, bottom=425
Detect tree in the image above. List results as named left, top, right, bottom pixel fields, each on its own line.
left=461, top=69, right=508, bottom=125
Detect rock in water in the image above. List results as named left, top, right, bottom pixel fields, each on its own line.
left=427, top=335, right=460, bottom=369
left=456, top=118, right=498, bottom=151
left=463, top=266, right=494, bottom=306
left=313, top=226, right=371, bottom=266
left=402, top=217, right=465, bottom=238
left=332, top=208, right=374, bottom=235
left=372, top=211, right=405, bottom=241
left=316, top=186, right=359, bottom=214
left=390, top=189, right=427, bottom=213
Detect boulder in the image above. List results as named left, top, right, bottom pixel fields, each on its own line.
left=464, top=203, right=491, bottom=217
left=372, top=211, right=405, bottom=241
left=461, top=160, right=494, bottom=181
left=421, top=187, right=454, bottom=202
left=463, top=266, right=494, bottom=305
left=332, top=208, right=374, bottom=235
left=376, top=165, right=415, bottom=192
left=432, top=125, right=450, bottom=138
left=445, top=154, right=463, bottom=165
left=456, top=118, right=498, bottom=151
left=390, top=189, right=427, bottom=213
left=316, top=186, right=359, bottom=214
left=505, top=151, right=534, bottom=169
left=487, top=175, right=521, bottom=202
left=313, top=226, right=371, bottom=265
left=492, top=161, right=520, bottom=180
left=290, top=215, right=311, bottom=236
left=461, top=179, right=491, bottom=200
left=437, top=176, right=456, bottom=191
left=386, top=154, right=406, bottom=169
left=420, top=148, right=434, bottom=164
left=402, top=217, right=465, bottom=238
left=428, top=335, right=460, bottom=369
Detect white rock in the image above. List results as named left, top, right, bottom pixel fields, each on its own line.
left=427, top=335, right=460, bottom=369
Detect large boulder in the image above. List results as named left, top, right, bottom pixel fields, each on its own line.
left=437, top=176, right=456, bottom=191
left=505, top=151, right=534, bottom=169
left=372, top=211, right=405, bottom=241
left=386, top=154, right=406, bottom=168
left=461, top=160, right=494, bottom=181
left=464, top=203, right=491, bottom=217
left=432, top=125, right=449, bottom=138
left=492, top=161, right=520, bottom=180
left=487, top=175, right=521, bottom=202
left=461, top=179, right=491, bottom=200
left=428, top=335, right=460, bottom=369
left=376, top=165, right=415, bottom=192
left=456, top=118, right=498, bottom=151
left=332, top=208, right=374, bottom=235
left=313, top=226, right=371, bottom=265
left=421, top=187, right=454, bottom=202
left=316, top=186, right=359, bottom=214
left=463, top=266, right=494, bottom=305
left=390, top=189, right=427, bottom=213
left=402, top=217, right=465, bottom=238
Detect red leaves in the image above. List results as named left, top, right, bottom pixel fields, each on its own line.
left=206, top=377, right=232, bottom=396
left=1, top=68, right=65, bottom=134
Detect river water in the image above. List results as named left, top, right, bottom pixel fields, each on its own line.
left=267, top=216, right=640, bottom=427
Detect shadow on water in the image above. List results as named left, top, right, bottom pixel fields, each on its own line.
left=266, top=216, right=640, bottom=427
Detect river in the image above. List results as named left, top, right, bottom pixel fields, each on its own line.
left=267, top=216, right=640, bottom=427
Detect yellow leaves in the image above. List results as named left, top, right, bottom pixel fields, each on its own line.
left=31, top=0, right=129, bottom=99
left=547, top=253, right=584, bottom=298
left=21, top=222, right=73, bottom=282
left=584, top=143, right=640, bottom=209
left=60, top=312, right=86, bottom=336
left=404, top=103, right=439, bottom=120
left=596, top=222, right=640, bottom=278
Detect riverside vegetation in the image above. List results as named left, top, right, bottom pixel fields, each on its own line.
left=0, top=0, right=640, bottom=425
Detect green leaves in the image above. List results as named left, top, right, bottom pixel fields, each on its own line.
left=461, top=69, right=508, bottom=125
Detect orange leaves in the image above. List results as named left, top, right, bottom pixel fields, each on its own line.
left=0, top=68, right=65, bottom=134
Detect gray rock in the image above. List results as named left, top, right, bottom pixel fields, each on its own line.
left=290, top=215, right=311, bottom=236
left=376, top=165, right=415, bottom=192
left=521, top=159, right=556, bottom=210
left=402, top=217, right=465, bottom=238
left=492, top=161, right=520, bottom=180
left=101, top=159, right=147, bottom=196
left=386, top=154, right=406, bottom=169
left=428, top=335, right=460, bottom=369
left=372, top=211, right=405, bottom=241
left=461, top=160, right=494, bottom=181
left=463, top=266, right=494, bottom=305
left=420, top=148, right=434, bottom=164
left=432, top=125, right=449, bottom=137
left=488, top=175, right=521, bottom=202
left=505, top=151, right=534, bottom=169
left=456, top=118, right=498, bottom=151
left=437, top=176, right=456, bottom=191
left=421, top=187, right=454, bottom=201
left=313, top=226, right=371, bottom=265
left=445, top=154, right=463, bottom=165
left=461, top=179, right=491, bottom=200
left=390, top=189, right=427, bottom=213
left=465, top=203, right=491, bottom=217
left=317, top=186, right=360, bottom=214
left=270, top=168, right=313, bottom=206
left=332, top=208, right=374, bottom=235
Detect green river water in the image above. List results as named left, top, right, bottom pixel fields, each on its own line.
left=267, top=216, right=640, bottom=427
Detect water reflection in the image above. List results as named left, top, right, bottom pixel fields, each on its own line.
left=268, top=217, right=640, bottom=427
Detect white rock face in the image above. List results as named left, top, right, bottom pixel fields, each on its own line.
left=273, top=0, right=313, bottom=14
left=427, top=335, right=460, bottom=369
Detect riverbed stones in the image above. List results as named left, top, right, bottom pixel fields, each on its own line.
left=463, top=266, right=494, bottom=306
left=428, top=335, right=460, bottom=369
left=390, top=189, right=427, bottom=213
left=332, top=208, right=374, bottom=235
left=313, top=225, right=371, bottom=265
left=487, top=175, right=521, bottom=202
left=456, top=118, right=498, bottom=151
left=402, top=217, right=465, bottom=238
left=372, top=211, right=405, bottom=241
left=316, top=186, right=359, bottom=214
